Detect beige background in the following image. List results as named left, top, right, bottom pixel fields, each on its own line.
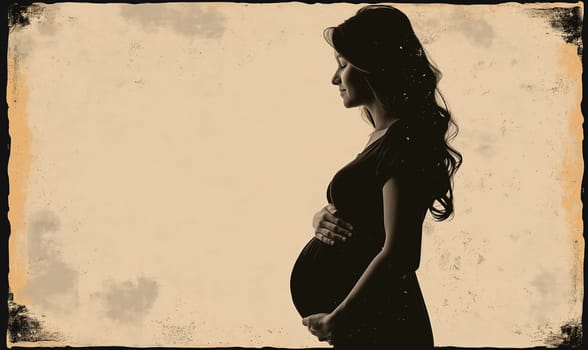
left=7, top=2, right=584, bottom=347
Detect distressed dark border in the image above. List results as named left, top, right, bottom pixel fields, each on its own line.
left=2, top=0, right=585, bottom=349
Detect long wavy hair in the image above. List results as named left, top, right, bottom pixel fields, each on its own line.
left=324, top=5, right=463, bottom=221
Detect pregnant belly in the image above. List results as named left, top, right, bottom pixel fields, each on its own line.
left=290, top=237, right=375, bottom=317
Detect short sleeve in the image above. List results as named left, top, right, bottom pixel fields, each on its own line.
left=374, top=120, right=431, bottom=188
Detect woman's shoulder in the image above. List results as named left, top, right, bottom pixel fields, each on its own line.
left=374, top=118, right=435, bottom=183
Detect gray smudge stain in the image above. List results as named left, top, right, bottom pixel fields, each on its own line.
left=95, top=277, right=159, bottom=322
left=527, top=7, right=583, bottom=55
left=28, top=209, right=60, bottom=262
left=476, top=144, right=492, bottom=158
left=23, top=210, right=79, bottom=313
left=119, top=4, right=226, bottom=39
left=33, top=5, right=62, bottom=37
left=509, top=233, right=519, bottom=241
left=448, top=9, right=495, bottom=48
left=529, top=269, right=564, bottom=327
left=412, top=14, right=443, bottom=45
left=531, top=270, right=556, bottom=297
left=8, top=290, right=62, bottom=343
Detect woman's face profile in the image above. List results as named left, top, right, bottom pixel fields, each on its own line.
left=331, top=52, right=372, bottom=108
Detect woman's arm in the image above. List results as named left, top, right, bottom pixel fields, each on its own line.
left=330, top=175, right=421, bottom=323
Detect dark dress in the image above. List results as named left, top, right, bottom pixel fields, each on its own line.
left=290, top=119, right=435, bottom=347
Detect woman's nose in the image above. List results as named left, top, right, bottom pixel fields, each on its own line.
left=331, top=72, right=341, bottom=85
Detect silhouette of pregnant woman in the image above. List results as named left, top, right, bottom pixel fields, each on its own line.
left=290, top=5, right=463, bottom=347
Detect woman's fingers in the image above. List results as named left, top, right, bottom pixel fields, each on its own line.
left=313, top=204, right=354, bottom=245
left=307, top=325, right=330, bottom=341
left=320, top=220, right=353, bottom=239
left=315, top=227, right=345, bottom=246
left=323, top=209, right=354, bottom=232
left=303, top=317, right=319, bottom=335
left=325, top=203, right=338, bottom=215
left=315, top=224, right=353, bottom=246
left=315, top=231, right=335, bottom=246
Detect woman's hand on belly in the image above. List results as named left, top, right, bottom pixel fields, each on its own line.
left=312, top=204, right=354, bottom=246
left=302, top=312, right=336, bottom=344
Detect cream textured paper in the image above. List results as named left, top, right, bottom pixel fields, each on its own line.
left=7, top=2, right=583, bottom=347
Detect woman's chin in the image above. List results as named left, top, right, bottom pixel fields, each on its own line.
left=342, top=100, right=360, bottom=109
left=341, top=98, right=353, bottom=108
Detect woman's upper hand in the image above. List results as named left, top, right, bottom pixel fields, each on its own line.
left=312, top=204, right=353, bottom=246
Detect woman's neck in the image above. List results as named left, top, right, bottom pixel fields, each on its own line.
left=365, top=100, right=400, bottom=131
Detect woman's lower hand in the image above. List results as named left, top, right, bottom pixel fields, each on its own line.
left=302, top=312, right=336, bottom=344
left=312, top=204, right=354, bottom=246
